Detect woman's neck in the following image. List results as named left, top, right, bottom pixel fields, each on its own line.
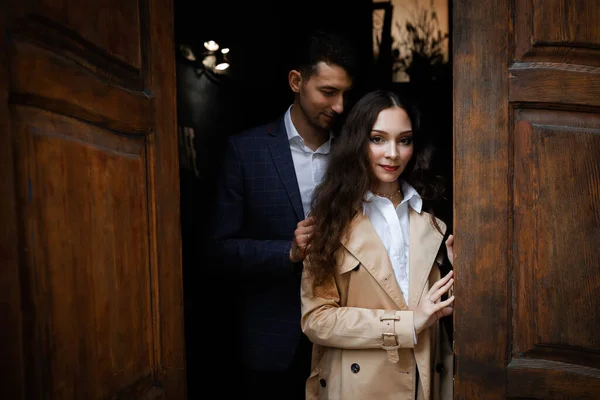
left=372, top=182, right=401, bottom=196
left=372, top=183, right=403, bottom=207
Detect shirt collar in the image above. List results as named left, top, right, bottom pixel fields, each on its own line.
left=364, top=180, right=423, bottom=213
left=284, top=105, right=334, bottom=153
left=284, top=105, right=301, bottom=142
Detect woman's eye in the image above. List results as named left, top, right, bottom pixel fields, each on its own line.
left=370, top=136, right=384, bottom=143
left=399, top=137, right=413, bottom=145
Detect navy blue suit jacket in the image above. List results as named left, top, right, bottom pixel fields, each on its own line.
left=211, top=115, right=307, bottom=371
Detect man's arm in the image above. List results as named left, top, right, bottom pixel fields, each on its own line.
left=211, top=137, right=298, bottom=277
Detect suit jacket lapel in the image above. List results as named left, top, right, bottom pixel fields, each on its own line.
left=342, top=214, right=408, bottom=310
left=267, top=117, right=304, bottom=221
left=408, top=208, right=446, bottom=308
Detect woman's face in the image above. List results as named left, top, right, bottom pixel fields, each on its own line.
left=367, top=106, right=414, bottom=190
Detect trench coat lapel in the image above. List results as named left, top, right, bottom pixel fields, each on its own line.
left=408, top=210, right=447, bottom=400
left=341, top=214, right=408, bottom=310
left=408, top=208, right=446, bottom=308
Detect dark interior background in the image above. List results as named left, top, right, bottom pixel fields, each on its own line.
left=173, top=0, right=452, bottom=394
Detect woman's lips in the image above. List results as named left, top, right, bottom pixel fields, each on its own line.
left=380, top=165, right=399, bottom=171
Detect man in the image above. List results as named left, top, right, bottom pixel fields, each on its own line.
left=210, top=30, right=358, bottom=398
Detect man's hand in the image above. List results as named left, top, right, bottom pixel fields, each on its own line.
left=290, top=216, right=316, bottom=263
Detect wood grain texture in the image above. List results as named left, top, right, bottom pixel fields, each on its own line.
left=13, top=106, right=152, bottom=399
left=512, top=109, right=600, bottom=396
left=0, top=4, right=26, bottom=400
left=453, top=0, right=510, bottom=398
left=532, top=0, right=600, bottom=48
left=514, top=0, right=600, bottom=66
left=146, top=0, right=186, bottom=395
left=10, top=14, right=144, bottom=89
left=1, top=0, right=186, bottom=398
left=507, top=359, right=600, bottom=400
left=35, top=0, right=142, bottom=68
left=9, top=39, right=152, bottom=135
left=509, top=63, right=600, bottom=108
left=455, top=0, right=600, bottom=398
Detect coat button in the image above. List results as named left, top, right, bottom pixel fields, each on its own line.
left=319, top=379, right=326, bottom=387
left=351, top=363, right=360, bottom=373
left=435, top=362, right=444, bottom=373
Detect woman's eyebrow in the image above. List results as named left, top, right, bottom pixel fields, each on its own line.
left=371, top=129, right=413, bottom=134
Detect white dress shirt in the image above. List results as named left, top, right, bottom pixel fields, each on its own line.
left=363, top=181, right=423, bottom=304
left=284, top=105, right=333, bottom=218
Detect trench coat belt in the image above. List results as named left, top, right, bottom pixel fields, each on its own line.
left=380, top=310, right=401, bottom=363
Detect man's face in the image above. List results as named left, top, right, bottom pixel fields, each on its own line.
left=294, top=62, right=353, bottom=131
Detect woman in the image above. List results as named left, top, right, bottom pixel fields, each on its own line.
left=301, top=90, right=455, bottom=399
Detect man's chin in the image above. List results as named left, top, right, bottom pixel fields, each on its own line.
left=320, top=119, right=336, bottom=131
left=313, top=121, right=332, bottom=132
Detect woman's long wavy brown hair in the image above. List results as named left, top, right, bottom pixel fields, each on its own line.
left=305, top=89, right=446, bottom=290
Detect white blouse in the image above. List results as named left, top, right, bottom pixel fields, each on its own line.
left=363, top=181, right=423, bottom=304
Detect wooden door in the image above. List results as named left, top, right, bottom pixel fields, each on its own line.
left=454, top=1, right=600, bottom=399
left=0, top=0, right=186, bottom=398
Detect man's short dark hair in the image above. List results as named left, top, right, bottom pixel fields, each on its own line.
left=290, top=29, right=359, bottom=80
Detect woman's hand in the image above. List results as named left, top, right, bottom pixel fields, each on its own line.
left=413, top=270, right=454, bottom=335
left=445, top=234, right=455, bottom=267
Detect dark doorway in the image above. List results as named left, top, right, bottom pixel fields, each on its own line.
left=172, top=1, right=453, bottom=396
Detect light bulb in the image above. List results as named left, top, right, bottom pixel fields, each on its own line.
left=203, top=40, right=219, bottom=52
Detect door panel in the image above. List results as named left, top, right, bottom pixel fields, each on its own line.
left=515, top=0, right=600, bottom=66
left=9, top=39, right=152, bottom=133
left=34, top=0, right=143, bottom=68
left=511, top=109, right=600, bottom=397
left=1, top=0, right=185, bottom=398
left=14, top=107, right=153, bottom=399
left=454, top=1, right=600, bottom=399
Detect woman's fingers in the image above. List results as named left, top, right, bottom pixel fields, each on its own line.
left=427, top=271, right=454, bottom=299
left=434, top=297, right=455, bottom=318
left=430, top=278, right=454, bottom=303
left=437, top=305, right=454, bottom=319
left=445, top=234, right=455, bottom=266
left=437, top=295, right=454, bottom=309
left=429, top=270, right=453, bottom=292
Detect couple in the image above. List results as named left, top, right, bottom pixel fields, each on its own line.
left=210, top=30, right=454, bottom=400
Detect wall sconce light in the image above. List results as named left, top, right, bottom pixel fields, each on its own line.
left=179, top=41, right=231, bottom=78
left=204, top=40, right=219, bottom=52
left=201, top=40, right=230, bottom=73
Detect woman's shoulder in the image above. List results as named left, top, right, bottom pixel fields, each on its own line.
left=415, top=209, right=448, bottom=237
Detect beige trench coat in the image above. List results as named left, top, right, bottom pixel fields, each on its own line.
left=301, top=209, right=453, bottom=400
